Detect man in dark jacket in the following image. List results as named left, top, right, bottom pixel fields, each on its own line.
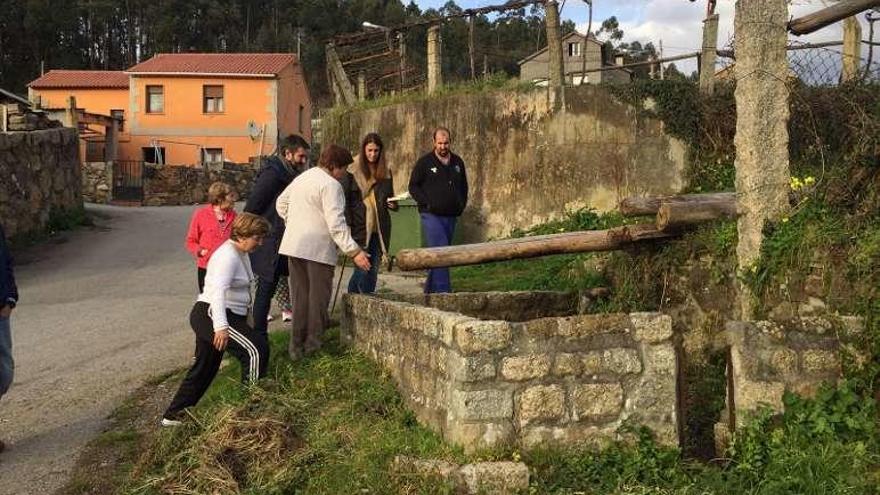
left=0, top=223, right=18, bottom=452
left=245, top=134, right=310, bottom=339
left=408, top=127, right=468, bottom=293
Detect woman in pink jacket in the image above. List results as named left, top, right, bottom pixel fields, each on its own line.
left=185, top=182, right=239, bottom=292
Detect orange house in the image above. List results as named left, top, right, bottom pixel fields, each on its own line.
left=27, top=70, right=130, bottom=162
left=28, top=53, right=312, bottom=166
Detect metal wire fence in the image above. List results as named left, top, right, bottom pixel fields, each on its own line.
left=716, top=40, right=880, bottom=87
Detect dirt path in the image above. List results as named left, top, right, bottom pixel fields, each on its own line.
left=0, top=204, right=427, bottom=494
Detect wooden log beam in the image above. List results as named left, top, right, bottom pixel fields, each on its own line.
left=788, top=0, right=880, bottom=36
left=394, top=223, right=676, bottom=271
left=656, top=200, right=738, bottom=232
left=619, top=192, right=736, bottom=217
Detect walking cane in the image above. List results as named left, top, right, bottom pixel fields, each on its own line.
left=331, top=257, right=347, bottom=313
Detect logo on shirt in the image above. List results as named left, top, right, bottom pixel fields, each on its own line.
left=430, top=167, right=438, bottom=173
left=454, top=165, right=461, bottom=173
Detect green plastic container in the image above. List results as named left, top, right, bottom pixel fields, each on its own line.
left=390, top=198, right=423, bottom=256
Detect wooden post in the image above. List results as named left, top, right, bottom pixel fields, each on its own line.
left=619, top=192, right=737, bottom=216
left=395, top=224, right=675, bottom=271
left=427, top=24, right=443, bottom=94
left=545, top=0, right=565, bottom=108
left=841, top=16, right=862, bottom=82
left=788, top=0, right=880, bottom=36
left=656, top=200, right=738, bottom=231
left=0, top=105, right=6, bottom=133
left=326, top=43, right=356, bottom=105
left=733, top=0, right=791, bottom=319
left=700, top=13, right=720, bottom=94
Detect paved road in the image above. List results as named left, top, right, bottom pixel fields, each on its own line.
left=0, top=204, right=202, bottom=494
left=0, top=203, right=426, bottom=494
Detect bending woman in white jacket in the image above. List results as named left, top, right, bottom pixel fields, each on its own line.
left=162, top=213, right=271, bottom=426
left=276, top=144, right=371, bottom=360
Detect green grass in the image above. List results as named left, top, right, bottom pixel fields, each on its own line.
left=123, top=330, right=463, bottom=494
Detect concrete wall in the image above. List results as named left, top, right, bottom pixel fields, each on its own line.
left=0, top=128, right=83, bottom=238
left=342, top=291, right=679, bottom=452
left=324, top=85, right=686, bottom=241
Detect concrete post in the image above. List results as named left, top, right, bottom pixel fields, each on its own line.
left=357, top=72, right=366, bottom=101
left=105, top=119, right=119, bottom=162
left=841, top=16, right=862, bottom=82
left=64, top=96, right=78, bottom=129
left=427, top=24, right=442, bottom=94
left=545, top=0, right=565, bottom=108
left=733, top=0, right=791, bottom=319
left=700, top=13, right=720, bottom=94
left=399, top=34, right=407, bottom=90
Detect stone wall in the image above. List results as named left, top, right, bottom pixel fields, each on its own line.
left=722, top=316, right=863, bottom=428
left=142, top=162, right=258, bottom=206
left=323, top=85, right=687, bottom=241
left=0, top=128, right=83, bottom=238
left=82, top=161, right=112, bottom=203
left=341, top=292, right=679, bottom=452
left=81, top=161, right=258, bottom=206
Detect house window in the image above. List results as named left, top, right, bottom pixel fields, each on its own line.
left=203, top=85, right=224, bottom=113
left=146, top=85, right=164, bottom=113
left=142, top=146, right=165, bottom=164
left=110, top=109, right=124, bottom=132
left=298, top=105, right=305, bottom=133
left=568, top=42, right=581, bottom=57
left=203, top=148, right=224, bottom=164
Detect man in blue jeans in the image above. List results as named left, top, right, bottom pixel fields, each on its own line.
left=0, top=223, right=19, bottom=453
left=408, top=127, right=468, bottom=293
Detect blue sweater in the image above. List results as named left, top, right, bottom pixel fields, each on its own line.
left=0, top=224, right=18, bottom=308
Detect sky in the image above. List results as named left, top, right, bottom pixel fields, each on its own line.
left=411, top=0, right=878, bottom=73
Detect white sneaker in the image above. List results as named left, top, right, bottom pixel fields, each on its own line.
left=161, top=417, right=182, bottom=427
left=267, top=313, right=275, bottom=322
left=282, top=310, right=293, bottom=322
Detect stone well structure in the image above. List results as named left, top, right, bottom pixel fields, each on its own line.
left=341, top=292, right=679, bottom=452
left=714, top=315, right=864, bottom=448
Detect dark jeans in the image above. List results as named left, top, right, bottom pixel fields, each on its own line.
left=165, top=302, right=268, bottom=418
left=252, top=262, right=285, bottom=340
left=420, top=213, right=457, bottom=293
left=347, top=236, right=381, bottom=294
left=0, top=315, right=12, bottom=399
left=197, top=267, right=207, bottom=293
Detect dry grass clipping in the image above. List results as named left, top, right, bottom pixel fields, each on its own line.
left=142, top=405, right=302, bottom=494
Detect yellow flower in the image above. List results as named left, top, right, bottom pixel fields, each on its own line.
left=804, top=176, right=815, bottom=186
left=782, top=217, right=789, bottom=223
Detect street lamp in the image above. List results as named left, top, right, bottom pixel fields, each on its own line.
left=362, top=21, right=388, bottom=31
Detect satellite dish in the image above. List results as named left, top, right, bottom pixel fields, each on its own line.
left=247, top=121, right=262, bottom=139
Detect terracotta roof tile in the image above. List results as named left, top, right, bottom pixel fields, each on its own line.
left=126, top=53, right=296, bottom=76
left=28, top=70, right=129, bottom=89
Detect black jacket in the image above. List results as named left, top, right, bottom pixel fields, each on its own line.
left=408, top=151, right=468, bottom=216
left=244, top=156, right=299, bottom=280
left=341, top=171, right=395, bottom=250
left=0, top=224, right=18, bottom=309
